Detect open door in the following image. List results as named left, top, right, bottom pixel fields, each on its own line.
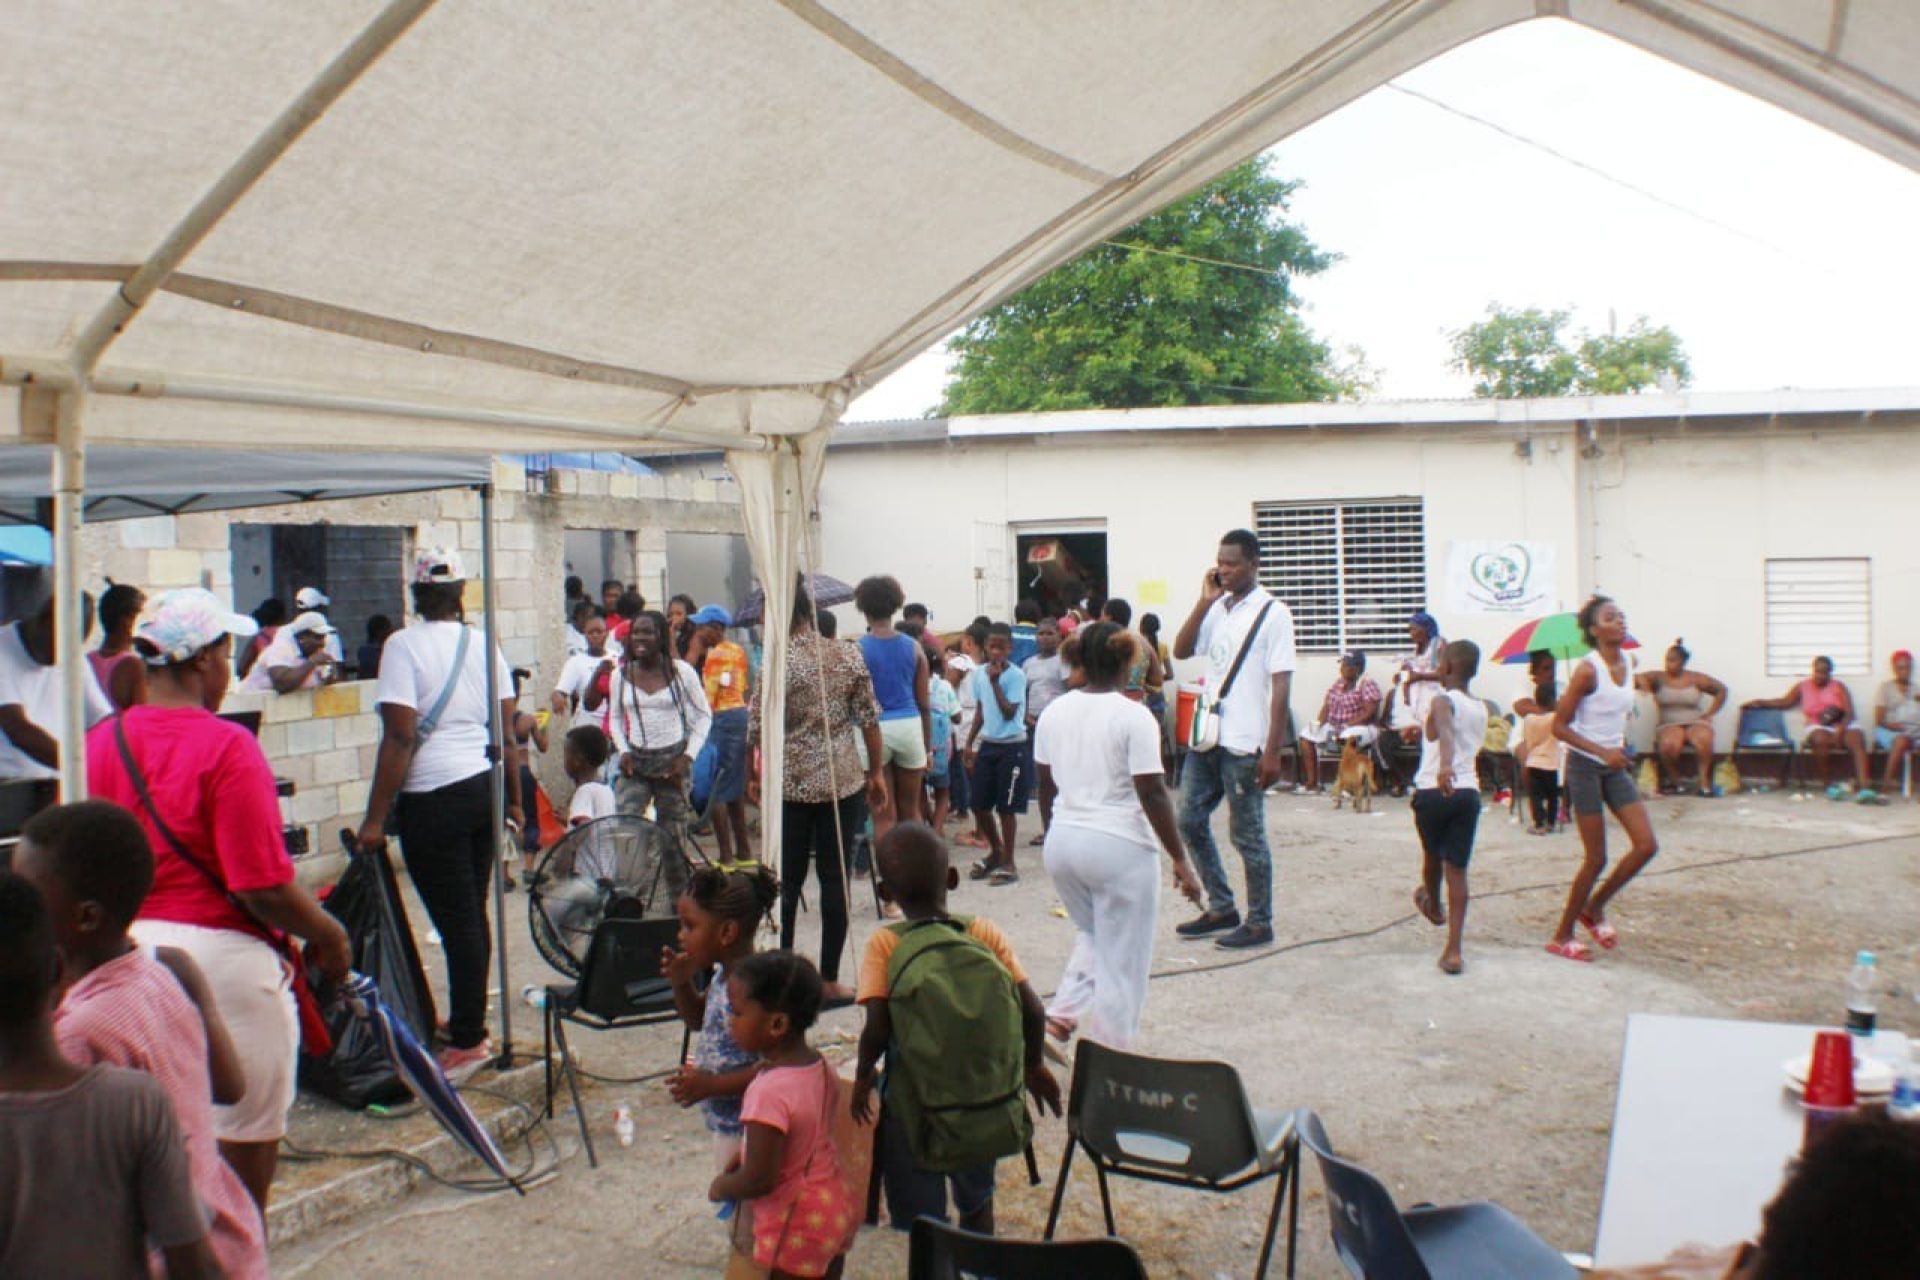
left=1011, top=521, right=1108, bottom=619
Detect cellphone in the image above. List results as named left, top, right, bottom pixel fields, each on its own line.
left=1210, top=570, right=1223, bottom=587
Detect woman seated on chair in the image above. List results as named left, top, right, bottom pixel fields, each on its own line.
left=1872, top=650, right=1920, bottom=796
left=1635, top=639, right=1727, bottom=795
left=1743, top=655, right=1880, bottom=803
left=1294, top=650, right=1381, bottom=793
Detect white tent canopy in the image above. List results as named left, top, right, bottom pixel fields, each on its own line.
left=0, top=448, right=492, bottom=524
left=3, top=0, right=1916, bottom=850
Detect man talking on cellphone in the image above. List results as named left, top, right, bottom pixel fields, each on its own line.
left=1170, top=528, right=1295, bottom=949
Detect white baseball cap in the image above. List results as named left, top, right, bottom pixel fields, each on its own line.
left=294, top=586, right=331, bottom=609
left=287, top=611, right=338, bottom=638
left=134, top=588, right=259, bottom=665
left=412, top=546, right=466, bottom=584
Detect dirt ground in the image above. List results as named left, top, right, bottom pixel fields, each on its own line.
left=274, top=788, right=1920, bottom=1278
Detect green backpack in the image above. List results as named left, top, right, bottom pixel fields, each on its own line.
left=884, top=915, right=1031, bottom=1173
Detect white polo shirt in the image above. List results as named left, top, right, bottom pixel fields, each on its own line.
left=1194, top=587, right=1296, bottom=754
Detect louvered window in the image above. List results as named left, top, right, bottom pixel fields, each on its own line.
left=1253, top=499, right=1426, bottom=653
left=1765, top=558, right=1870, bottom=676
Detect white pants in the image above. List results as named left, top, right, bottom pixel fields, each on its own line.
left=131, top=919, right=298, bottom=1143
left=1043, top=823, right=1161, bottom=1050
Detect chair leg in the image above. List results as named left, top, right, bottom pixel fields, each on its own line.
left=1255, top=1138, right=1298, bottom=1280
left=552, top=1016, right=597, bottom=1169
left=1094, top=1162, right=1117, bottom=1237
left=1043, top=1139, right=1077, bottom=1239
left=1285, top=1140, right=1301, bottom=1280
left=542, top=1003, right=554, bottom=1119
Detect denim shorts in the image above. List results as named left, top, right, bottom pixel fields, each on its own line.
left=1566, top=751, right=1640, bottom=817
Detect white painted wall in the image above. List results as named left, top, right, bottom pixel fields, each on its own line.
left=814, top=409, right=1920, bottom=754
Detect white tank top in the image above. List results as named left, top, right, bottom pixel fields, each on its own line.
left=1568, top=650, right=1636, bottom=761
left=1414, top=689, right=1488, bottom=791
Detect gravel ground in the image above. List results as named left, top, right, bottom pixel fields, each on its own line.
left=275, top=788, right=1920, bottom=1278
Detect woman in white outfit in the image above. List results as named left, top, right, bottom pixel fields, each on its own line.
left=1546, top=595, right=1660, bottom=963
left=1034, top=622, right=1203, bottom=1050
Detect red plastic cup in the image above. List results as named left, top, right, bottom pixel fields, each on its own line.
left=1804, top=1031, right=1856, bottom=1108
left=1802, top=1030, right=1857, bottom=1151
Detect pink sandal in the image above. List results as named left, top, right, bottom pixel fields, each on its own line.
left=1578, top=912, right=1619, bottom=950
left=1545, top=939, right=1595, bottom=963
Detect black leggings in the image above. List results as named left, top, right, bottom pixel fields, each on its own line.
left=779, top=793, right=864, bottom=983
left=395, top=770, right=494, bottom=1049
left=1528, top=767, right=1560, bottom=828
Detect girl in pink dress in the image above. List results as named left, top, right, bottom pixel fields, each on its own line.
left=708, top=950, right=857, bottom=1279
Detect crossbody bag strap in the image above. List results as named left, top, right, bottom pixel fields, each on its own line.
left=1215, top=601, right=1274, bottom=701
left=111, top=716, right=275, bottom=944
left=416, top=624, right=472, bottom=742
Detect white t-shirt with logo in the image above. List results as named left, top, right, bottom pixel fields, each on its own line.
left=0, top=623, right=113, bottom=780
left=374, top=621, right=514, bottom=793
left=1193, top=587, right=1297, bottom=755
left=1033, top=689, right=1165, bottom=849
left=553, top=652, right=613, bottom=730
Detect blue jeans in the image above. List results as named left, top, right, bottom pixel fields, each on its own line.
left=1177, top=748, right=1272, bottom=928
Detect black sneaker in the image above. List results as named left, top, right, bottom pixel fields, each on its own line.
left=1175, top=909, right=1240, bottom=938
left=1215, top=924, right=1275, bottom=950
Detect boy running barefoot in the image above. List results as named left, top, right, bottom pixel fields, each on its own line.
left=962, top=624, right=1030, bottom=885
left=1409, top=640, right=1488, bottom=976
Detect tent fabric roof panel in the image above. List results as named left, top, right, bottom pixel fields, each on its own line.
left=0, top=446, right=492, bottom=525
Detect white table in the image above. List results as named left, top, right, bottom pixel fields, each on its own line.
left=1592, top=1012, right=1908, bottom=1267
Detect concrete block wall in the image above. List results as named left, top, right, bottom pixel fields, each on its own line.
left=76, top=459, right=745, bottom=877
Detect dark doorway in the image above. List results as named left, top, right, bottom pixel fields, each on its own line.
left=1013, top=530, right=1108, bottom=620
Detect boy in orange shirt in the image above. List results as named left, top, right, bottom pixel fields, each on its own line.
left=690, top=605, right=752, bottom=864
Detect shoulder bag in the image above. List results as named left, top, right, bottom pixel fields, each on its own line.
left=1187, top=601, right=1274, bottom=754
left=111, top=715, right=333, bottom=1055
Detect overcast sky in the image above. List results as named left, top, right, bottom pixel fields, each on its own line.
left=846, top=18, right=1920, bottom=421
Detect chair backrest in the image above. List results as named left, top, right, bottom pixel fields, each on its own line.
left=1066, top=1040, right=1263, bottom=1184
left=909, top=1217, right=1148, bottom=1280
left=1295, top=1109, right=1431, bottom=1280
left=1737, top=706, right=1792, bottom=748
left=576, top=916, right=678, bottom=1020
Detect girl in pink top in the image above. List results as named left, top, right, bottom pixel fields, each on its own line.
left=88, top=582, right=147, bottom=711
left=1744, top=654, right=1879, bottom=801
left=708, top=951, right=857, bottom=1279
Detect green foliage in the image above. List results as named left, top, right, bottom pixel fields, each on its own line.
left=1451, top=304, right=1691, bottom=398
left=937, top=159, right=1353, bottom=415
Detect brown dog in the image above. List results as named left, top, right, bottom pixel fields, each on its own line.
left=1331, top=738, right=1376, bottom=813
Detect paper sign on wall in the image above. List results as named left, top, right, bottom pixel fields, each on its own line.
left=1445, top=541, right=1555, bottom=615
left=1137, top=579, right=1168, bottom=606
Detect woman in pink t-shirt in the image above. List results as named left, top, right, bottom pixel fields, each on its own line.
left=1743, top=654, right=1879, bottom=802
left=86, top=588, right=350, bottom=1209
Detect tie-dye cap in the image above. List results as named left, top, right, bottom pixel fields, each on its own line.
left=134, top=588, right=259, bottom=665
left=412, top=546, right=466, bottom=584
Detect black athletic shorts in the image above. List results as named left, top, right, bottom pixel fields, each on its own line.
left=1412, top=787, right=1482, bottom=868
left=970, top=738, right=1031, bottom=816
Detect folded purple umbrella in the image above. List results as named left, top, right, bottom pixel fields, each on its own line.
left=342, top=971, right=523, bottom=1194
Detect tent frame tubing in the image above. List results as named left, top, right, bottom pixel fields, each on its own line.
left=478, top=481, right=515, bottom=1066
left=52, top=392, right=86, bottom=802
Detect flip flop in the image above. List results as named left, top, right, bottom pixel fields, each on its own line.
left=968, top=858, right=996, bottom=880
left=1545, top=939, right=1595, bottom=963
left=988, top=867, right=1020, bottom=886
left=1027, top=833, right=1047, bottom=847
left=1578, top=912, right=1619, bottom=950
left=1413, top=887, right=1445, bottom=926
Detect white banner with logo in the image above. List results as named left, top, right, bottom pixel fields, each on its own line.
left=1446, top=541, right=1555, bottom=615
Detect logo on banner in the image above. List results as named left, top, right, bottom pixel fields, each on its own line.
left=1446, top=541, right=1554, bottom=615
left=1469, top=544, right=1532, bottom=607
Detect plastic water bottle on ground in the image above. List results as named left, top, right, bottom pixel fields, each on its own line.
left=614, top=1104, right=635, bottom=1147
left=520, top=984, right=546, bottom=1010
left=1845, top=950, right=1878, bottom=1048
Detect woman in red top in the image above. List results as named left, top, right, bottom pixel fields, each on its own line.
left=1743, top=654, right=1879, bottom=802
left=87, top=588, right=350, bottom=1209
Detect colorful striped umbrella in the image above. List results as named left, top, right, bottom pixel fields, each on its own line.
left=1491, top=613, right=1640, bottom=664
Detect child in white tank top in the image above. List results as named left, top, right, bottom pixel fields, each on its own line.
left=1409, top=640, right=1487, bottom=976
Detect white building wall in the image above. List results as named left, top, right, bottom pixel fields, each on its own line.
left=814, top=409, right=1920, bottom=753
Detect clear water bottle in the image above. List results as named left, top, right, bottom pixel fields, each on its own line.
left=1845, top=950, right=1878, bottom=1046
left=1890, top=1047, right=1920, bottom=1121
left=614, top=1104, right=635, bottom=1147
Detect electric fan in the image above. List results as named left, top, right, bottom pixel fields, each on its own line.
left=526, top=814, right=704, bottom=978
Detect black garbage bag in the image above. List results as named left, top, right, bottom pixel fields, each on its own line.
left=299, top=831, right=438, bottom=1108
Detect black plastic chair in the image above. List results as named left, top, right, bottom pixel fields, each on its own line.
left=1295, top=1109, right=1575, bottom=1279
left=542, top=915, right=681, bottom=1168
left=1044, top=1040, right=1299, bottom=1279
left=910, top=1217, right=1147, bottom=1279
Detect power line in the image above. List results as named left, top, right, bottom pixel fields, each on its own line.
left=1100, top=239, right=1283, bottom=278
left=1383, top=81, right=1835, bottom=276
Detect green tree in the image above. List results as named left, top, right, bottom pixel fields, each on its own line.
left=937, top=159, right=1352, bottom=414
left=1450, top=304, right=1691, bottom=398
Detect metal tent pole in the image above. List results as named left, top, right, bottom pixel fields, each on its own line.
left=479, top=480, right=513, bottom=1066
left=52, top=392, right=87, bottom=802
